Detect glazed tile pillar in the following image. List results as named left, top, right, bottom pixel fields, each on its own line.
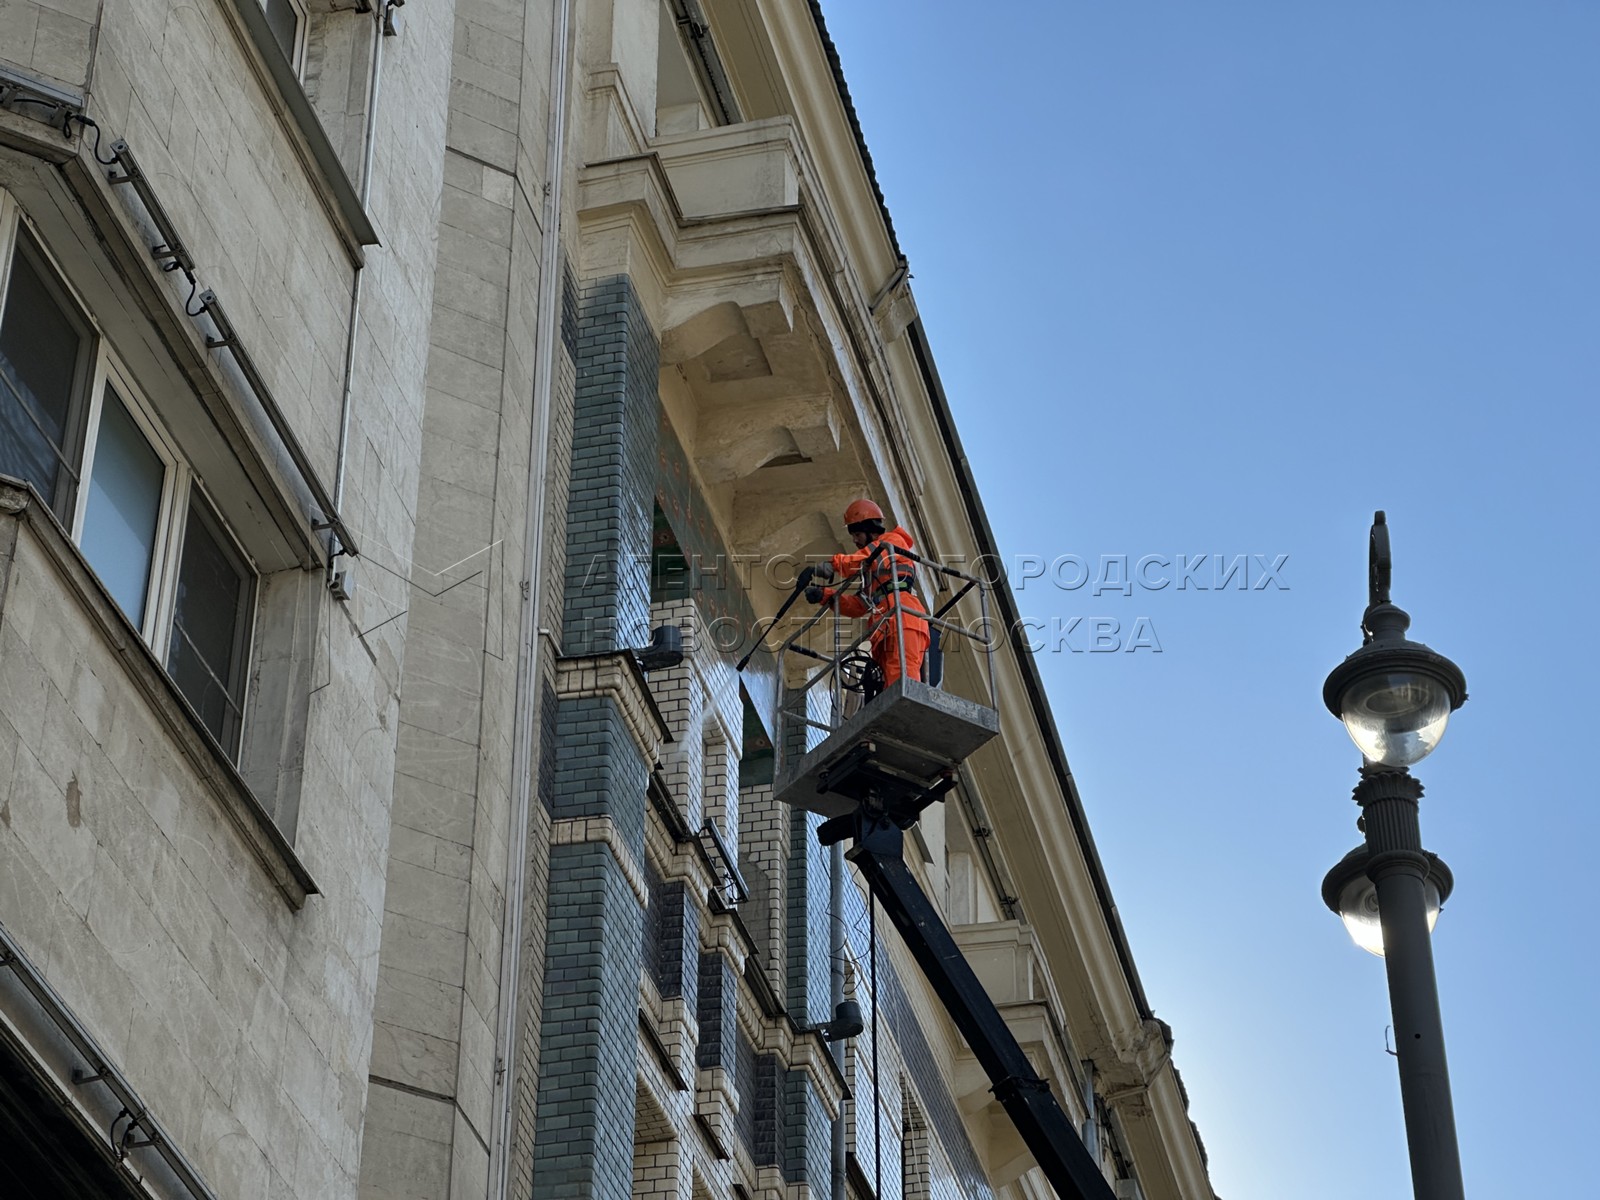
left=693, top=940, right=739, bottom=1155
left=644, top=856, right=700, bottom=1071
left=782, top=687, right=834, bottom=1024
left=532, top=274, right=662, bottom=1200
left=561, top=275, right=658, bottom=659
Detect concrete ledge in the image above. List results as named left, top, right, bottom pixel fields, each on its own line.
left=655, top=117, right=802, bottom=220
left=219, top=0, right=377, bottom=259
left=0, top=481, right=318, bottom=908
left=551, top=814, right=648, bottom=907
left=0, top=64, right=81, bottom=165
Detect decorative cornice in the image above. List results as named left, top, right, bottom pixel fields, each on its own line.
left=785, top=1029, right=846, bottom=1119
left=703, top=911, right=749, bottom=974
left=554, top=651, right=671, bottom=765
left=725, top=943, right=846, bottom=1115
left=551, top=815, right=648, bottom=908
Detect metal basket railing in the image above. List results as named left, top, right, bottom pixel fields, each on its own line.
left=769, top=541, right=998, bottom=777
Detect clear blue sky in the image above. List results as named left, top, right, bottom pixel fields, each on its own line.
left=821, top=4, right=1598, bottom=1197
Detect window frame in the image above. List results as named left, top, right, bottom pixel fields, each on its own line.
left=262, top=0, right=310, bottom=77
left=72, top=355, right=188, bottom=645
left=0, top=198, right=260, bottom=760
left=166, top=484, right=258, bottom=758
left=0, top=220, right=96, bottom=520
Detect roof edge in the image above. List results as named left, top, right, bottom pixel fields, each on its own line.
left=807, top=0, right=1161, bottom=1065
left=903, top=318, right=1154, bottom=1022
left=802, top=0, right=904, bottom=261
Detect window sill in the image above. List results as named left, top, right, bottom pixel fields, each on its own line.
left=221, top=0, right=378, bottom=258
left=0, top=478, right=319, bottom=909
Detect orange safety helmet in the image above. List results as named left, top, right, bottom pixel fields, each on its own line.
left=843, top=498, right=884, bottom=527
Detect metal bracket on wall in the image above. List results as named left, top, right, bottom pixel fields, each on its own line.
left=65, top=122, right=360, bottom=561
left=696, top=819, right=749, bottom=906
left=0, top=64, right=82, bottom=132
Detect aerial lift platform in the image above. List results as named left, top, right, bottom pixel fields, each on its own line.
left=774, top=676, right=998, bottom=820
left=767, top=544, right=1116, bottom=1200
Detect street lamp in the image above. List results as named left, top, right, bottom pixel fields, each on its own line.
left=1321, top=512, right=1467, bottom=1200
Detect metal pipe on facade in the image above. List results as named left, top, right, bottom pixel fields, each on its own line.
left=489, top=0, right=573, bottom=1192
left=65, top=121, right=358, bottom=561
left=329, top=3, right=388, bottom=571
left=829, top=840, right=848, bottom=1200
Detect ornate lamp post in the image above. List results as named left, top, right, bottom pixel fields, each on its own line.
left=1321, top=512, right=1467, bottom=1200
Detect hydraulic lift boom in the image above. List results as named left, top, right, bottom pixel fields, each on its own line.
left=818, top=806, right=1116, bottom=1200
left=771, top=544, right=1121, bottom=1200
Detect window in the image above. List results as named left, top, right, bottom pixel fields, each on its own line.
left=0, top=210, right=256, bottom=758
left=0, top=233, right=92, bottom=513
left=263, top=0, right=308, bottom=75
left=80, top=383, right=169, bottom=629
left=166, top=496, right=253, bottom=754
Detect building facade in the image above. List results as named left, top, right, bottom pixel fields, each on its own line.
left=0, top=3, right=1215, bottom=1199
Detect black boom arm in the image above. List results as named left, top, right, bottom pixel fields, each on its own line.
left=828, top=810, right=1117, bottom=1200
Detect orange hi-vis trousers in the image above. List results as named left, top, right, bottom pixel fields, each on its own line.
left=840, top=591, right=929, bottom=687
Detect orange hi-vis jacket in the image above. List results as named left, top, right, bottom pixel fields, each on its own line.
left=818, top=525, right=930, bottom=644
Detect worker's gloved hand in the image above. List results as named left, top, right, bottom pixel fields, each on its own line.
left=813, top=560, right=835, bottom=582
left=805, top=585, right=825, bottom=604
left=796, top=565, right=815, bottom=589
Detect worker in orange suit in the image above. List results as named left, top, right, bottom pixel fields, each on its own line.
left=801, top=499, right=929, bottom=697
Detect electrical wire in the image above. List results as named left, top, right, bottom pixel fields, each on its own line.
left=0, top=92, right=72, bottom=127
left=63, top=115, right=206, bottom=323
left=109, top=1108, right=132, bottom=1160
left=63, top=113, right=119, bottom=165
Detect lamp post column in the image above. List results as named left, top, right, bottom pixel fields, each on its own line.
left=1356, top=766, right=1464, bottom=1200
